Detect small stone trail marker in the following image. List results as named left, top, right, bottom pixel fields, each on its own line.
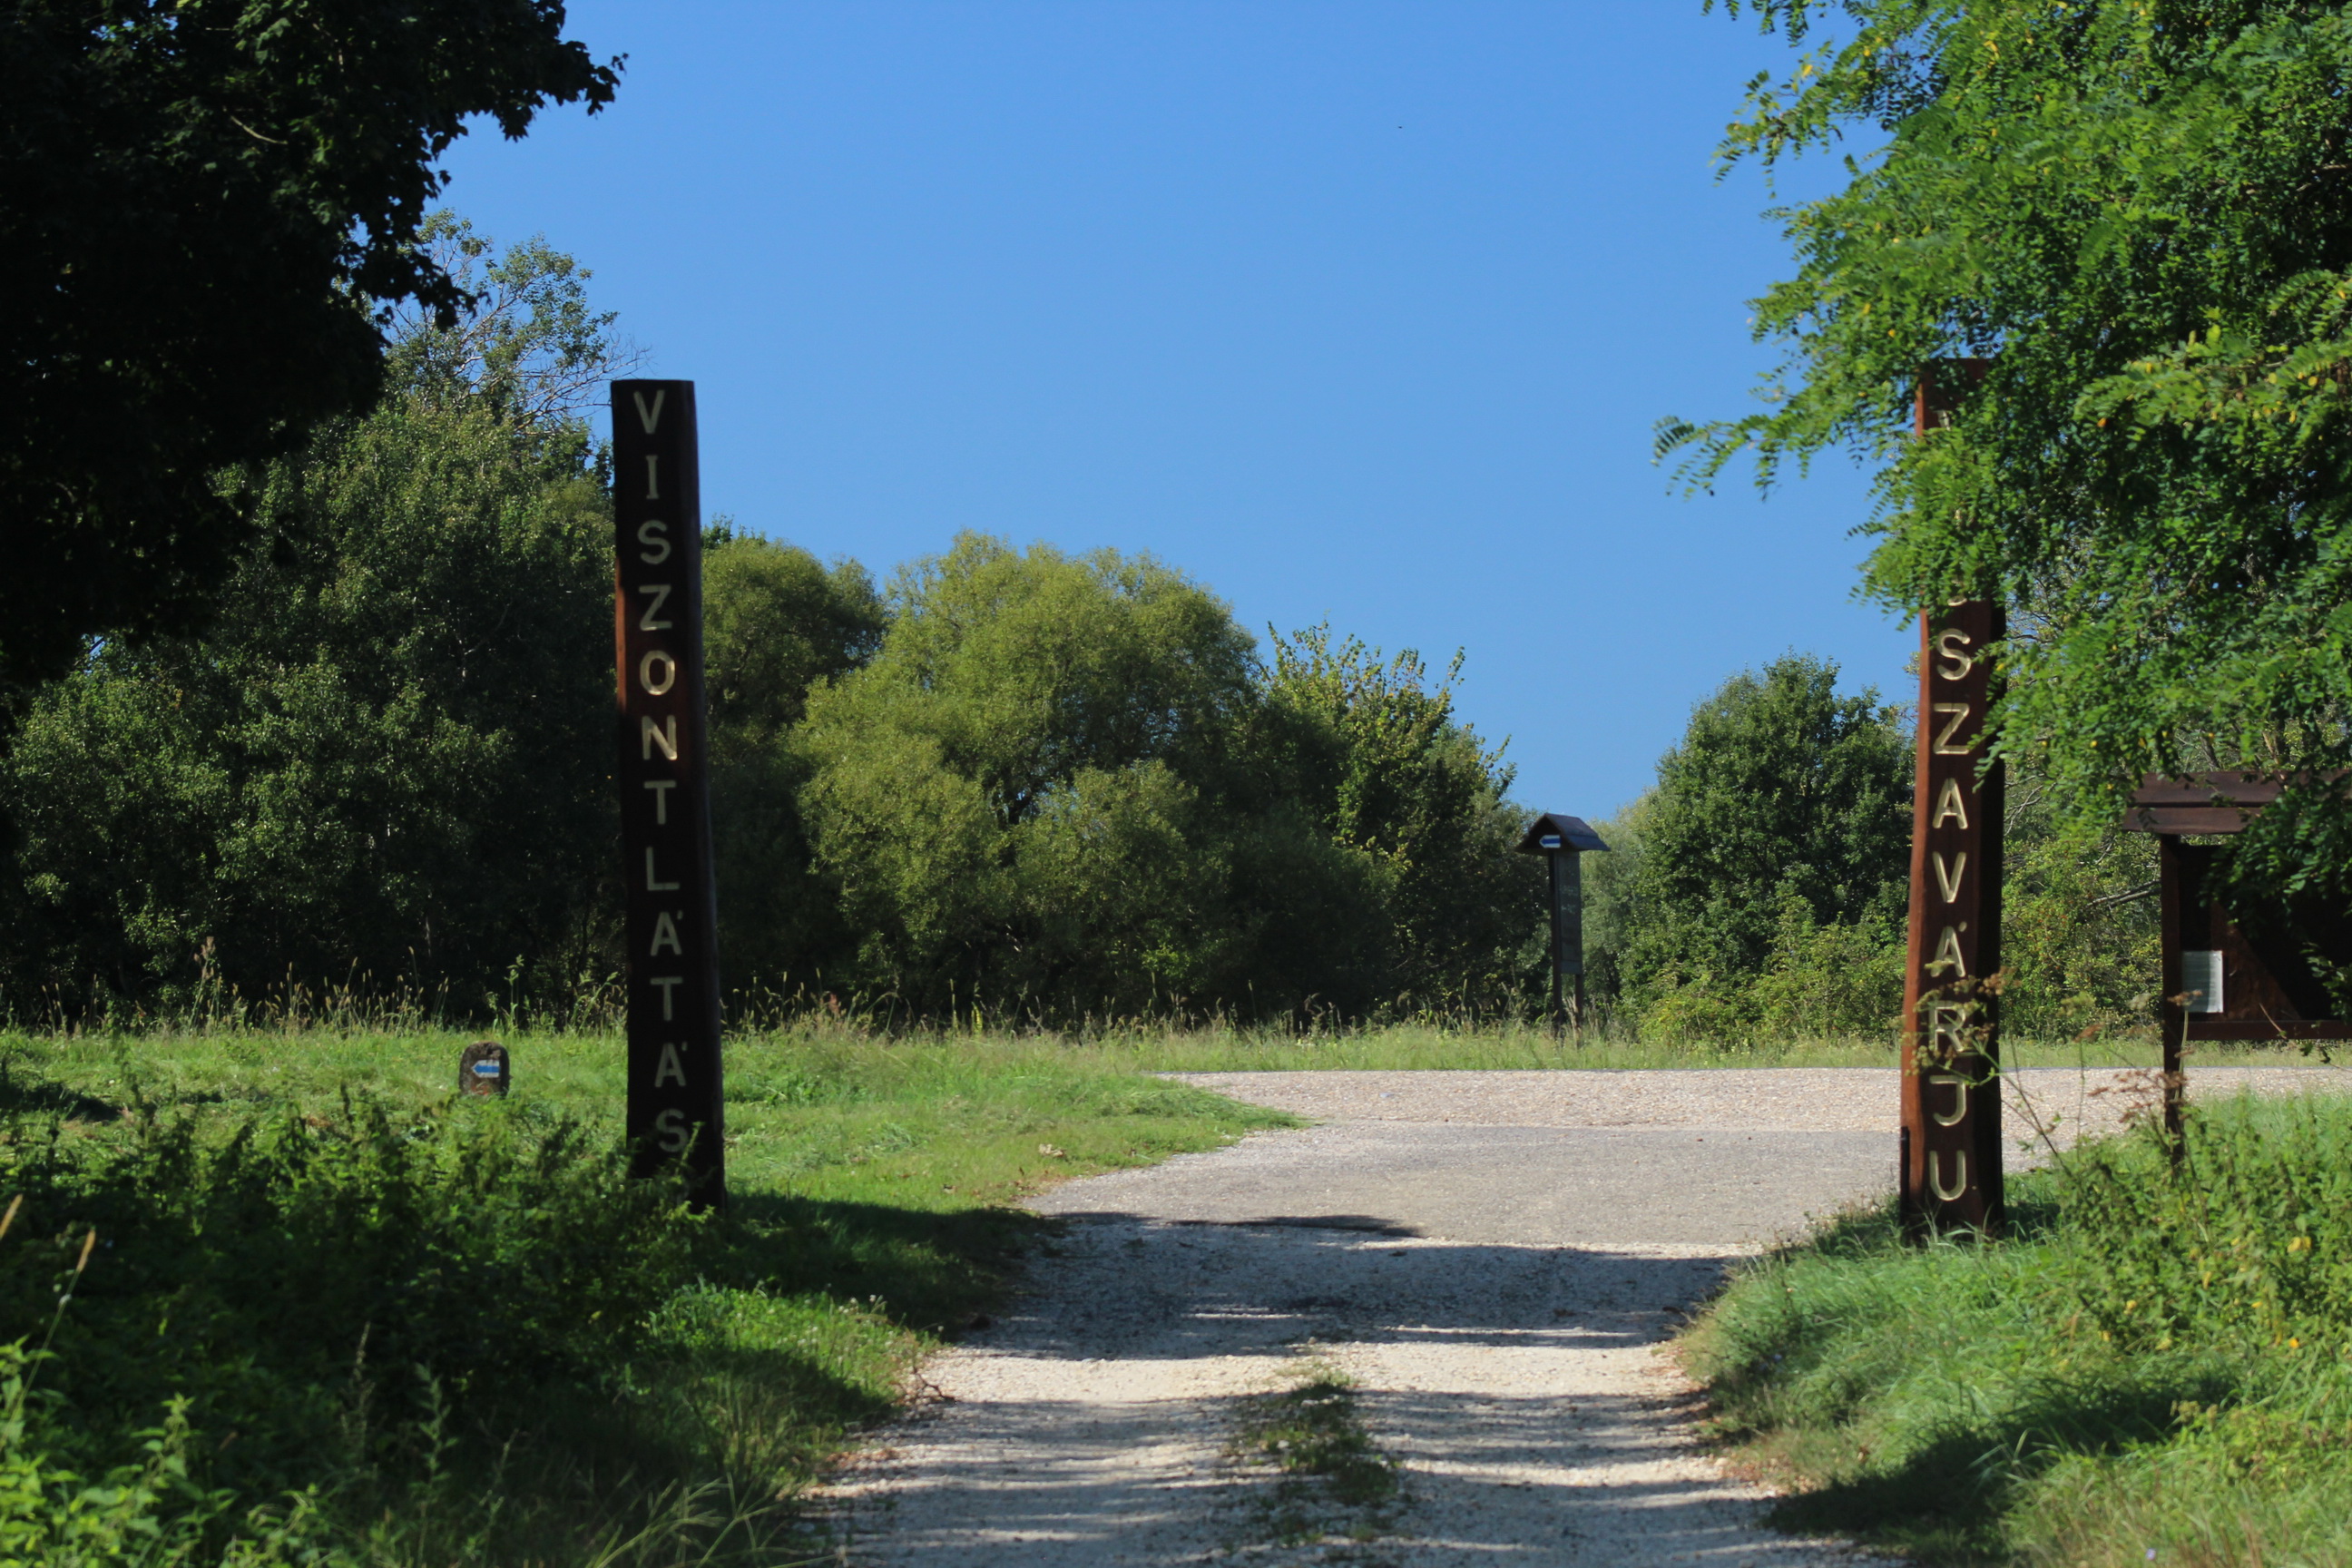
left=458, top=1041, right=509, bottom=1098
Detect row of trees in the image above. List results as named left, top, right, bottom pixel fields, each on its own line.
left=0, top=221, right=2173, bottom=1035
left=0, top=208, right=2167, bottom=1039
left=1581, top=655, right=2161, bottom=1044
left=0, top=228, right=1544, bottom=1025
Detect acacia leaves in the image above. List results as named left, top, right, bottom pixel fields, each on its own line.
left=2, top=1, right=619, bottom=687
left=1672, top=0, right=2352, bottom=893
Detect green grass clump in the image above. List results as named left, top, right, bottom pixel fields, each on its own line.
left=1225, top=1358, right=1400, bottom=1550
left=0, top=1026, right=1295, bottom=1564
left=1683, top=1092, right=2352, bottom=1566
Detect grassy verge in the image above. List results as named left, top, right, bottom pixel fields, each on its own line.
left=0, top=1024, right=1297, bottom=1565
left=1681, top=1092, right=2352, bottom=1567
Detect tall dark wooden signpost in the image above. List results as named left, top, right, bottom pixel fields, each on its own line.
left=611, top=379, right=726, bottom=1207
left=1899, top=360, right=2004, bottom=1235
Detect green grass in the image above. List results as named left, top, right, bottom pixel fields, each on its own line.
left=0, top=1024, right=1298, bottom=1565
left=4, top=1017, right=2335, bottom=1564
left=1224, top=1357, right=1401, bottom=1553
left=1681, top=1092, right=2352, bottom=1566
left=969, top=1018, right=2323, bottom=1073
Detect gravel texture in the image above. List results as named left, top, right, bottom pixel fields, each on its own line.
left=1167, top=1065, right=2352, bottom=1144
left=824, top=1066, right=2352, bottom=1565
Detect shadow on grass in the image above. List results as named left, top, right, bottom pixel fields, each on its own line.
left=0, top=1061, right=120, bottom=1121
left=710, top=1191, right=1058, bottom=1334
left=1753, top=1352, right=2240, bottom=1563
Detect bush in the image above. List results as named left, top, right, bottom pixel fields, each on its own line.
left=0, top=1341, right=328, bottom=1567
left=1637, top=899, right=1903, bottom=1048
left=0, top=1088, right=695, bottom=1553
left=2063, top=1096, right=2352, bottom=1352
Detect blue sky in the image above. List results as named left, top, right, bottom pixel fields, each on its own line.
left=442, top=1, right=1904, bottom=818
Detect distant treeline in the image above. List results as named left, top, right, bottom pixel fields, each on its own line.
left=1580, top=659, right=2161, bottom=1044
left=0, top=230, right=2161, bottom=1036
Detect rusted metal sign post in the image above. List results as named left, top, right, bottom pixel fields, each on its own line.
left=1516, top=813, right=1608, bottom=1037
left=611, top=379, right=726, bottom=1207
left=1900, top=360, right=2004, bottom=1235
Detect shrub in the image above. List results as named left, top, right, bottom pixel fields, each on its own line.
left=0, top=1090, right=695, bottom=1541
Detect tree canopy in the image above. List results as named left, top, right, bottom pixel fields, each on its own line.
left=1, top=0, right=617, bottom=688
left=1667, top=0, right=2352, bottom=894
left=785, top=536, right=1539, bottom=1021
left=3, top=224, right=627, bottom=1015
left=1607, top=653, right=1912, bottom=995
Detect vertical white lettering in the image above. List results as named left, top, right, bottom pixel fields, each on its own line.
left=650, top=910, right=683, bottom=956
left=1931, top=776, right=1971, bottom=829
left=645, top=848, right=681, bottom=892
left=643, top=779, right=676, bottom=823
left=636, top=583, right=674, bottom=631
left=645, top=455, right=661, bottom=500
left=1931, top=850, right=1967, bottom=903
left=642, top=716, right=677, bottom=761
left=1930, top=1148, right=1969, bottom=1202
left=651, top=975, right=683, bottom=1020
left=654, top=1041, right=687, bottom=1087
left=653, top=1107, right=690, bottom=1152
left=1928, top=1073, right=1967, bottom=1127
left=638, top=649, right=677, bottom=696
left=1932, top=702, right=1974, bottom=755
left=632, top=388, right=666, bottom=433
left=1931, top=924, right=1969, bottom=978
left=637, top=519, right=671, bottom=564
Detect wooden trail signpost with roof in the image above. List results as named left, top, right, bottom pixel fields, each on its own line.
left=611, top=379, right=727, bottom=1208
left=2122, top=774, right=2352, bottom=1139
left=1516, top=813, right=1609, bottom=1037
left=1899, top=359, right=2005, bottom=1236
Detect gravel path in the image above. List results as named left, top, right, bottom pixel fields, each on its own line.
left=823, top=1066, right=2352, bottom=1565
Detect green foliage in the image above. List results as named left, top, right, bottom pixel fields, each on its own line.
left=0, top=1025, right=1290, bottom=1563
left=703, top=536, right=885, bottom=992
left=0, top=1344, right=328, bottom=1567
left=6, top=1098, right=692, bottom=1492
left=1225, top=1362, right=1401, bottom=1549
left=787, top=538, right=1536, bottom=1021
left=1601, top=654, right=1911, bottom=1015
left=705, top=539, right=884, bottom=744
left=1671, top=0, right=2352, bottom=903
left=796, top=534, right=1263, bottom=1015
left=0, top=1086, right=692, bottom=1563
left=1, top=0, right=618, bottom=687
left=2066, top=1098, right=2352, bottom=1353
left=1632, top=894, right=1907, bottom=1048
left=1260, top=628, right=1541, bottom=1014
left=2, top=228, right=624, bottom=1018
left=2000, top=777, right=2162, bottom=1042
left=1686, top=1093, right=2352, bottom=1564
left=1595, top=729, right=2159, bottom=1047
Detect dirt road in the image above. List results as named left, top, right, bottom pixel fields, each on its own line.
left=824, top=1065, right=2352, bottom=1566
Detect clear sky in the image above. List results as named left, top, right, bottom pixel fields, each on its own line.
left=440, top=1, right=1906, bottom=818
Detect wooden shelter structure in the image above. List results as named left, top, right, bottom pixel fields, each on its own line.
left=1514, top=813, right=1608, bottom=1037
left=2122, top=772, right=2352, bottom=1135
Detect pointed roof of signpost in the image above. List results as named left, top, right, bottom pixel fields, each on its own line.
left=1515, top=812, right=1609, bottom=855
